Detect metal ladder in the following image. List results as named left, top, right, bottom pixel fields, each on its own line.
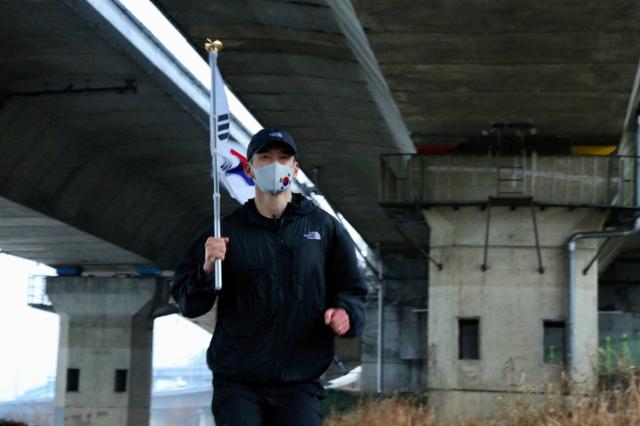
left=496, top=153, right=526, bottom=196
left=481, top=153, right=544, bottom=274
left=480, top=195, right=544, bottom=274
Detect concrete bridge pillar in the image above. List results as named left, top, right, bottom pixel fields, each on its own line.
left=425, top=206, right=604, bottom=419
left=46, top=276, right=166, bottom=426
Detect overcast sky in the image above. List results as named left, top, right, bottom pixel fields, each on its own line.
left=0, top=253, right=211, bottom=402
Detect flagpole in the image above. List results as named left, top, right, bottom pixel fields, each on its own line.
left=205, top=38, right=224, bottom=291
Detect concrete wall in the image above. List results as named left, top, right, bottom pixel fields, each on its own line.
left=425, top=206, right=605, bottom=419
left=382, top=154, right=621, bottom=205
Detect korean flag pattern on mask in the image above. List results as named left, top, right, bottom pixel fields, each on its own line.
left=280, top=172, right=291, bottom=190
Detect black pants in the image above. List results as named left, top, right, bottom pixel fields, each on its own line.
left=212, top=380, right=322, bottom=426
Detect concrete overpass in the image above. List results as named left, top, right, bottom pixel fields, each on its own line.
left=354, top=0, right=640, bottom=149
left=1, top=0, right=243, bottom=272
left=5, top=0, right=638, bottom=286
left=0, top=0, right=415, bottom=274
left=4, top=0, right=640, bottom=423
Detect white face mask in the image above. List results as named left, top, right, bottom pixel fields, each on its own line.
left=250, top=161, right=295, bottom=194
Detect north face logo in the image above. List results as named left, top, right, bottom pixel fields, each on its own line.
left=270, top=131, right=284, bottom=139
left=303, top=231, right=321, bottom=240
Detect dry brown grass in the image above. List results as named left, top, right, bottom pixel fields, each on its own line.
left=324, top=396, right=435, bottom=426
left=324, top=378, right=640, bottom=426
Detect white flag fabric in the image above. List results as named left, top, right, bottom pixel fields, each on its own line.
left=210, top=64, right=255, bottom=204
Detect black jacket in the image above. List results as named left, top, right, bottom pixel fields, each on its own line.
left=171, top=194, right=367, bottom=386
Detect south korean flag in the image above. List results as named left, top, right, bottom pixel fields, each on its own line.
left=210, top=63, right=254, bottom=204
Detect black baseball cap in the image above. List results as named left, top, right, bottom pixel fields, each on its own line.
left=246, top=128, right=297, bottom=161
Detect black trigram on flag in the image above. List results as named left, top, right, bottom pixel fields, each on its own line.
left=217, top=113, right=230, bottom=142
left=210, top=60, right=234, bottom=171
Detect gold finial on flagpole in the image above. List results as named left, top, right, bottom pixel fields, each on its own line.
left=205, top=39, right=224, bottom=53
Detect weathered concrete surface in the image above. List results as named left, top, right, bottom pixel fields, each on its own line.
left=353, top=0, right=640, bottom=148
left=151, top=0, right=415, bottom=251
left=382, top=153, right=622, bottom=206
left=0, top=0, right=239, bottom=269
left=47, top=277, right=166, bottom=426
left=0, top=0, right=420, bottom=269
left=4, top=0, right=637, bottom=267
left=0, top=196, right=150, bottom=266
left=425, top=207, right=605, bottom=419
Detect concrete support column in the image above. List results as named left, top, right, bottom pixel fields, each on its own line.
left=361, top=258, right=428, bottom=392
left=425, top=207, right=604, bottom=419
left=47, top=276, right=164, bottom=426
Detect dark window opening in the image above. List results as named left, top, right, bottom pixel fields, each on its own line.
left=459, top=318, right=480, bottom=360
left=66, top=368, right=80, bottom=392
left=544, top=320, right=565, bottom=364
left=114, top=369, right=128, bottom=393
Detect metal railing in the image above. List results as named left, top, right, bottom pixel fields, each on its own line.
left=380, top=153, right=639, bottom=207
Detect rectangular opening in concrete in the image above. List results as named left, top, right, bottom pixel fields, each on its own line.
left=114, top=369, right=128, bottom=392
left=459, top=318, right=480, bottom=360
left=543, top=320, right=565, bottom=364
left=66, top=368, right=79, bottom=392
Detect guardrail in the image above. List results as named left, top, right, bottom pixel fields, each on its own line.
left=380, top=154, right=639, bottom=207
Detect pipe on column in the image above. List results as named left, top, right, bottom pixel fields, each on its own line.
left=567, top=218, right=640, bottom=382
left=566, top=115, right=640, bottom=382
left=376, top=243, right=384, bottom=393
left=635, top=116, right=640, bottom=206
